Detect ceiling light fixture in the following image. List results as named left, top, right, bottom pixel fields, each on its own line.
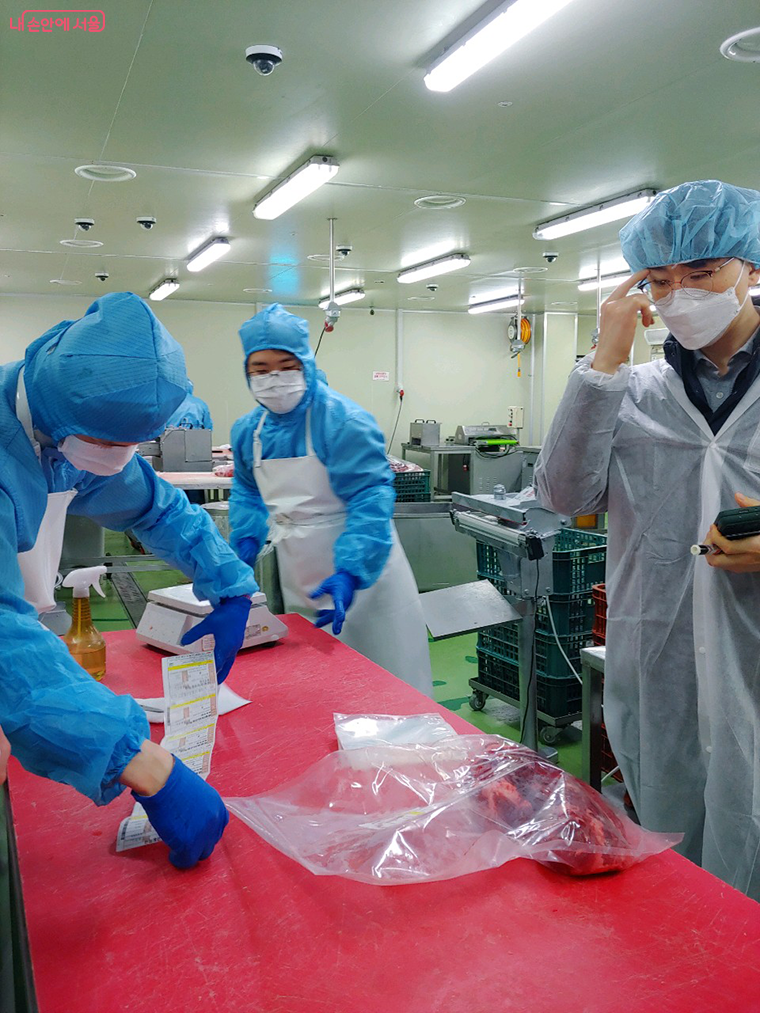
left=720, top=27, right=760, bottom=62
left=243, top=287, right=273, bottom=294
left=253, top=156, right=339, bottom=220
left=468, top=296, right=520, bottom=314
left=74, top=164, right=136, bottom=182
left=149, top=278, right=179, bottom=302
left=577, top=272, right=630, bottom=292
left=413, top=195, right=467, bottom=210
left=59, top=238, right=103, bottom=249
left=187, top=237, right=230, bottom=272
left=534, top=189, right=657, bottom=240
left=425, top=0, right=578, bottom=93
left=49, top=278, right=82, bottom=286
left=318, top=288, right=365, bottom=309
left=397, top=253, right=470, bottom=284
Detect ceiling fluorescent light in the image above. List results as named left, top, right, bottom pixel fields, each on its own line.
left=398, top=253, right=470, bottom=284
left=468, top=296, right=520, bottom=314
left=534, top=189, right=657, bottom=241
left=253, top=156, right=339, bottom=220
left=318, top=288, right=366, bottom=309
left=187, top=237, right=230, bottom=272
left=149, top=278, right=179, bottom=302
left=425, top=0, right=578, bottom=93
left=577, top=272, right=631, bottom=292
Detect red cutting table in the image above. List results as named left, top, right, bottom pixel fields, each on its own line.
left=8, top=618, right=760, bottom=1013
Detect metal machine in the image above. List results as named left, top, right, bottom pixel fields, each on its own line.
left=409, top=419, right=441, bottom=447
left=136, top=584, right=288, bottom=655
left=402, top=419, right=535, bottom=498
left=137, top=427, right=214, bottom=472
left=451, top=489, right=570, bottom=751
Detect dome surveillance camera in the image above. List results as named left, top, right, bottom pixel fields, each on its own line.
left=75, top=217, right=95, bottom=232
left=542, top=251, right=559, bottom=263
left=426, top=283, right=439, bottom=292
left=245, top=44, right=283, bottom=76
left=95, top=270, right=109, bottom=282
left=336, top=244, right=352, bottom=257
left=137, top=216, right=157, bottom=230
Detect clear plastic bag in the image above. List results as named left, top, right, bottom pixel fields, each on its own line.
left=333, top=712, right=456, bottom=750
left=226, top=735, right=681, bottom=885
left=387, top=455, right=423, bottom=474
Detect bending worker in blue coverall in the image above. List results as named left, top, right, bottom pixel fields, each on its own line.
left=165, top=380, right=214, bottom=430
left=229, top=304, right=433, bottom=696
left=0, top=292, right=256, bottom=868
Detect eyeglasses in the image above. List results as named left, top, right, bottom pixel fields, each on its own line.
left=637, top=258, right=740, bottom=305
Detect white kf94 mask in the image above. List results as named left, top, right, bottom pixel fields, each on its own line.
left=59, top=435, right=137, bottom=476
left=655, top=263, right=750, bottom=351
left=249, top=371, right=307, bottom=414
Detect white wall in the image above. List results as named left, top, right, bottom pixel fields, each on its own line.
left=0, top=294, right=531, bottom=449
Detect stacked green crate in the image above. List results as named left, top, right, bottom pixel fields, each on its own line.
left=476, top=530, right=607, bottom=717
left=393, top=470, right=431, bottom=503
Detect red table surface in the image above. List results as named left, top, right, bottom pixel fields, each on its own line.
left=9, top=619, right=760, bottom=1013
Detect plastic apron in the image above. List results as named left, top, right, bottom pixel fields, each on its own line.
left=253, top=409, right=433, bottom=697
left=599, top=359, right=760, bottom=899
left=14, top=369, right=77, bottom=615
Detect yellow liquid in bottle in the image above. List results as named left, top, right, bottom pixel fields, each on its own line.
left=63, top=596, right=106, bottom=681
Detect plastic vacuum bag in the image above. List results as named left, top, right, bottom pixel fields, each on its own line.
left=226, top=735, right=681, bottom=885
left=333, top=712, right=456, bottom=750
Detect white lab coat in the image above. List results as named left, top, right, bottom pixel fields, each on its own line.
left=535, top=352, right=760, bottom=900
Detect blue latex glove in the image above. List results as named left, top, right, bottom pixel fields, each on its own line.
left=309, top=571, right=359, bottom=635
left=234, top=536, right=260, bottom=568
left=180, top=595, right=250, bottom=683
left=134, top=756, right=229, bottom=869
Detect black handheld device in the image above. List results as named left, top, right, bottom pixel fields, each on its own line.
left=714, top=506, right=760, bottom=540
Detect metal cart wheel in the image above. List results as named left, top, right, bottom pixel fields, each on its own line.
left=539, top=724, right=562, bottom=746
left=469, top=690, right=487, bottom=711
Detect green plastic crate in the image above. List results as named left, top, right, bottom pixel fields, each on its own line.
left=476, top=528, right=606, bottom=594
left=476, top=647, right=582, bottom=718
left=393, top=470, right=431, bottom=503
left=477, top=622, right=588, bottom=678
left=480, top=577, right=594, bottom=637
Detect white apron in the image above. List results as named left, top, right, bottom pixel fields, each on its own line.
left=253, top=409, right=433, bottom=697
left=14, top=369, right=77, bottom=614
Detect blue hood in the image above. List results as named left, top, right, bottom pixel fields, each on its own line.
left=620, top=179, right=760, bottom=271
left=24, top=292, right=188, bottom=443
left=238, top=303, right=317, bottom=412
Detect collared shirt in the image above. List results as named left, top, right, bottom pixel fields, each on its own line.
left=693, top=334, right=758, bottom=412
left=663, top=306, right=760, bottom=434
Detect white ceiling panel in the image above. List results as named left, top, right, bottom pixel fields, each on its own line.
left=1, top=0, right=759, bottom=314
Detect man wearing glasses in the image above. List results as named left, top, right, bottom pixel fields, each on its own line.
left=534, top=179, right=760, bottom=901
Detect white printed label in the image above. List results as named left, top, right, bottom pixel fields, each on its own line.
left=372, top=371, right=390, bottom=381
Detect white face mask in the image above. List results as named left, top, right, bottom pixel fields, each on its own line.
left=248, top=370, right=307, bottom=414
left=655, top=263, right=750, bottom=351
left=59, top=435, right=137, bottom=476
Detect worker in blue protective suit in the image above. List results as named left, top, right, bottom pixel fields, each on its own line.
left=0, top=292, right=258, bottom=868
left=229, top=304, right=433, bottom=696
left=165, top=380, right=214, bottom=430
left=534, top=180, right=760, bottom=901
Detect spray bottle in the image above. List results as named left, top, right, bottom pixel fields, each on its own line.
left=62, top=566, right=107, bottom=681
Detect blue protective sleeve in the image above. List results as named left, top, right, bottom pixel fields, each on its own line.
left=0, top=490, right=148, bottom=804
left=228, top=413, right=270, bottom=560
left=320, top=401, right=396, bottom=588
left=69, top=454, right=258, bottom=605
